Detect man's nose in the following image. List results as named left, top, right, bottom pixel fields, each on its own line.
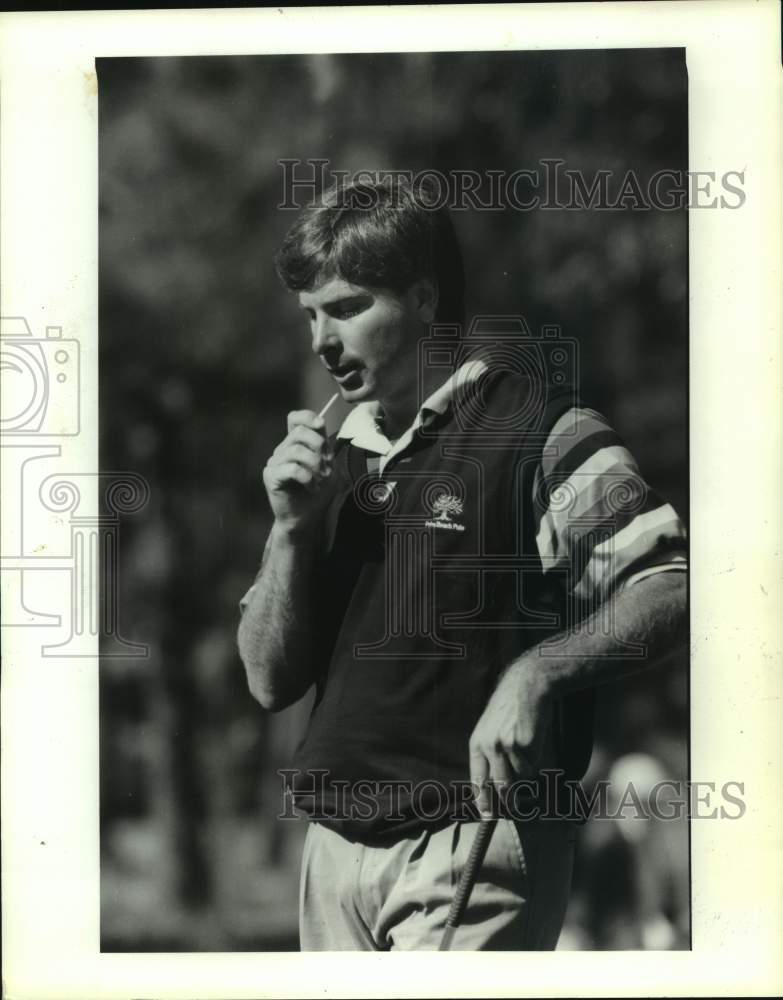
left=311, top=315, right=340, bottom=356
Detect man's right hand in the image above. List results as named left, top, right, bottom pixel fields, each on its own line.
left=262, top=410, right=334, bottom=535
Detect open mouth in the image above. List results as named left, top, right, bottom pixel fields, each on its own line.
left=330, top=364, right=363, bottom=385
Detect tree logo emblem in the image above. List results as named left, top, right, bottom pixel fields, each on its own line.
left=432, top=494, right=463, bottom=521
left=426, top=493, right=466, bottom=532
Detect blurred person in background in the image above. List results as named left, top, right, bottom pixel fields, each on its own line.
left=579, top=753, right=690, bottom=949
left=236, top=176, right=688, bottom=950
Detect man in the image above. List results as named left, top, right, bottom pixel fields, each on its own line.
left=237, top=177, right=687, bottom=950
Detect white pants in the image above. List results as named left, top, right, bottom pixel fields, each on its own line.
left=299, top=818, right=576, bottom=950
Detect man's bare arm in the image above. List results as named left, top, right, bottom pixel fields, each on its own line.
left=470, top=570, right=687, bottom=812
left=237, top=408, right=333, bottom=712
left=237, top=525, right=325, bottom=711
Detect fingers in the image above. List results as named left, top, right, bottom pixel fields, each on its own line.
left=264, top=461, right=319, bottom=494
left=267, top=414, right=333, bottom=481
left=262, top=411, right=336, bottom=515
left=287, top=409, right=326, bottom=436
left=299, top=422, right=330, bottom=450
left=272, top=417, right=333, bottom=468
left=470, top=720, right=543, bottom=818
left=265, top=446, right=330, bottom=485
left=469, top=744, right=491, bottom=816
left=280, top=423, right=329, bottom=453
left=470, top=745, right=520, bottom=817
left=272, top=442, right=329, bottom=474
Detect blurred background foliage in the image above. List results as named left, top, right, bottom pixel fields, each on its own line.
left=98, top=49, right=688, bottom=951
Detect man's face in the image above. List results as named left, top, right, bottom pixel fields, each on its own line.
left=298, top=275, right=432, bottom=406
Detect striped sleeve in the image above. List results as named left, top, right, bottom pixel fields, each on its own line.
left=533, top=407, right=687, bottom=607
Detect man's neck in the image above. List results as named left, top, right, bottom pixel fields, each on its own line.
left=377, top=367, right=448, bottom=441
left=374, top=407, right=406, bottom=443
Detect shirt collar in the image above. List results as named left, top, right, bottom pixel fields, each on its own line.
left=335, top=350, right=492, bottom=454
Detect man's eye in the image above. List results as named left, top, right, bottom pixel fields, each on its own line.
left=334, top=303, right=363, bottom=319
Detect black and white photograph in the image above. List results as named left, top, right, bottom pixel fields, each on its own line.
left=98, top=47, right=690, bottom=953
left=1, top=3, right=781, bottom=997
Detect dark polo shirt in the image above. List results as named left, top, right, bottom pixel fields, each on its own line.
left=288, top=370, right=595, bottom=842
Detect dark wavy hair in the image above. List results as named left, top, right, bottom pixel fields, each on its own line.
left=274, top=177, right=465, bottom=325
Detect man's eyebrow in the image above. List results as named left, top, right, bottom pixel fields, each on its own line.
left=301, top=293, right=370, bottom=310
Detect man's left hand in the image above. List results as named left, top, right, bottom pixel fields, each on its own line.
left=469, top=657, right=552, bottom=817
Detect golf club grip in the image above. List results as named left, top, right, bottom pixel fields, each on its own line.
left=445, top=818, right=498, bottom=929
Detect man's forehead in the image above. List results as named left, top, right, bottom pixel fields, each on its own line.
left=298, top=277, right=370, bottom=307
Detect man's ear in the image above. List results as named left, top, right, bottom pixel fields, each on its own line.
left=412, top=279, right=439, bottom=324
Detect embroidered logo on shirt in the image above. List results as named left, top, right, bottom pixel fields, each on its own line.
left=425, top=493, right=466, bottom=532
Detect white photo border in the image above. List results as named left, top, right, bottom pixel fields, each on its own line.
left=1, top=3, right=782, bottom=997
